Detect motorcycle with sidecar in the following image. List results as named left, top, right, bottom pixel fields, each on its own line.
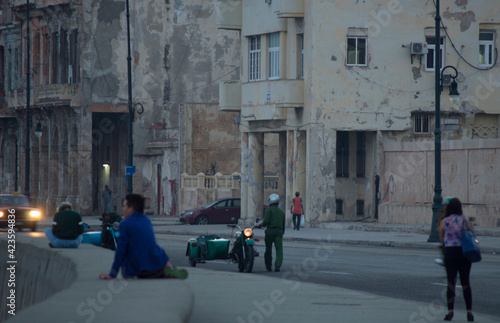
left=82, top=221, right=120, bottom=249
left=186, top=219, right=260, bottom=273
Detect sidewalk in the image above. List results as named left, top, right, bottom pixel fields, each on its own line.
left=24, top=216, right=499, bottom=323
left=146, top=216, right=500, bottom=254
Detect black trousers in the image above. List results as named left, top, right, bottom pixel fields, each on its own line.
left=444, top=246, right=472, bottom=311
left=292, top=213, right=301, bottom=230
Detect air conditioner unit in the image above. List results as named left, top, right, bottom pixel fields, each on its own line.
left=441, top=74, right=453, bottom=86
left=410, top=42, right=428, bottom=55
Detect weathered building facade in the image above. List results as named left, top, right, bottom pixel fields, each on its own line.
left=0, top=0, right=241, bottom=216
left=216, top=0, right=500, bottom=227
left=2, top=0, right=499, bottom=227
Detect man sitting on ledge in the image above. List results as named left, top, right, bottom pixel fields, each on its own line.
left=99, top=193, right=187, bottom=280
left=45, top=202, right=84, bottom=248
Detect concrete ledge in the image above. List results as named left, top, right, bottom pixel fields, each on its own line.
left=0, top=233, right=194, bottom=323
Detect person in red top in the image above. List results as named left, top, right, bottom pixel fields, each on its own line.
left=290, top=192, right=304, bottom=231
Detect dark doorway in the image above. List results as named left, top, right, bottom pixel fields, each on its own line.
left=91, top=112, right=128, bottom=214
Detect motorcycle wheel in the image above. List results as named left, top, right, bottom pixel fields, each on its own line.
left=187, top=249, right=197, bottom=267
left=244, top=245, right=255, bottom=273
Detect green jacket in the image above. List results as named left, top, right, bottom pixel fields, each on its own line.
left=262, top=204, right=285, bottom=234
left=52, top=209, right=84, bottom=240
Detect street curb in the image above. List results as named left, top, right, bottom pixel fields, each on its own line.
left=156, top=229, right=500, bottom=254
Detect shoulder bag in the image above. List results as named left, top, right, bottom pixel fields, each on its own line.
left=461, top=224, right=481, bottom=263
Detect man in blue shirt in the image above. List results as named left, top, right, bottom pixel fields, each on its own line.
left=99, top=194, right=187, bottom=280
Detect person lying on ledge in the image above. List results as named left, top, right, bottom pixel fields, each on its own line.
left=99, top=194, right=187, bottom=280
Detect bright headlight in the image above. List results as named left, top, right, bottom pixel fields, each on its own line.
left=30, top=210, right=41, bottom=219
left=244, top=228, right=253, bottom=238
left=0, top=211, right=3, bottom=217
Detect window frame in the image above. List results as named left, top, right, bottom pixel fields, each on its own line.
left=356, top=132, right=366, bottom=178
left=297, top=33, right=304, bottom=79
left=479, top=31, right=495, bottom=67
left=249, top=35, right=261, bottom=82
left=413, top=113, right=431, bottom=135
left=268, top=32, right=280, bottom=80
left=336, top=131, right=349, bottom=178
left=425, top=37, right=445, bottom=71
left=346, top=37, right=367, bottom=66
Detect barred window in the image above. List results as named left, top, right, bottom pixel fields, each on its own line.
left=414, top=114, right=430, bottom=134
left=249, top=36, right=261, bottom=81
left=336, top=131, right=349, bottom=178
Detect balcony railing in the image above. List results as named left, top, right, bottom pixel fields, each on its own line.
left=182, top=172, right=279, bottom=190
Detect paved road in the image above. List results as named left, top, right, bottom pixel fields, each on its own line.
left=158, top=234, right=500, bottom=320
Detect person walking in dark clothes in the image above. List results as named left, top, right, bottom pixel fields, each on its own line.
left=438, top=198, right=474, bottom=322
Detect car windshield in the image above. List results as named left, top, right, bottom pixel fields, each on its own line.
left=0, top=195, right=30, bottom=207
left=200, top=200, right=222, bottom=209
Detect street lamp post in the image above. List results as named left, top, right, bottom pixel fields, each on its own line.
left=126, top=0, right=133, bottom=195
left=24, top=0, right=31, bottom=197
left=427, top=0, right=460, bottom=242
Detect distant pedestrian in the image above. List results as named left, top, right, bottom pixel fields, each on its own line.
left=45, top=202, right=84, bottom=248
left=257, top=194, right=285, bottom=272
left=290, top=191, right=304, bottom=230
left=101, top=185, right=112, bottom=213
left=438, top=197, right=474, bottom=322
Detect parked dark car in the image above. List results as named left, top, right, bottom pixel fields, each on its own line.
left=179, top=198, right=241, bottom=225
left=0, top=194, right=42, bottom=231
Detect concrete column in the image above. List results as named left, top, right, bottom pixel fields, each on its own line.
left=286, top=130, right=294, bottom=219
left=296, top=129, right=307, bottom=212
left=307, top=126, right=337, bottom=224
left=278, top=132, right=287, bottom=210
left=285, top=130, right=307, bottom=224
left=240, top=132, right=249, bottom=223
left=246, top=132, right=264, bottom=224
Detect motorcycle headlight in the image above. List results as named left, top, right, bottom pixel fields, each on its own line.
left=30, top=210, right=41, bottom=219
left=112, top=222, right=120, bottom=231
left=244, top=228, right=253, bottom=238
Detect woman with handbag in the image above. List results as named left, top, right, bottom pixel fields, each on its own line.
left=438, top=197, right=474, bottom=322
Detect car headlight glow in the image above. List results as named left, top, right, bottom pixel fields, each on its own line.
left=30, top=210, right=41, bottom=219
left=244, top=228, right=253, bottom=238
left=0, top=211, right=3, bottom=218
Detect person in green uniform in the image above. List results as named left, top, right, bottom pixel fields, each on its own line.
left=258, top=194, right=285, bottom=272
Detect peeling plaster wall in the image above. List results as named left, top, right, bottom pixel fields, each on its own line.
left=184, top=103, right=240, bottom=175
left=83, top=0, right=240, bottom=214
left=237, top=0, right=500, bottom=224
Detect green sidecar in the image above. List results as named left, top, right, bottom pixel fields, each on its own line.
left=185, top=234, right=231, bottom=267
